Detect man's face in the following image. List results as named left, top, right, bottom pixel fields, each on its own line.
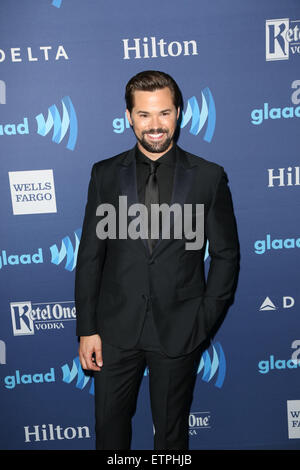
left=126, top=87, right=180, bottom=158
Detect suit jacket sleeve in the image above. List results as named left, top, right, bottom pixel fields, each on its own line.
left=202, top=166, right=239, bottom=333
left=75, top=163, right=107, bottom=336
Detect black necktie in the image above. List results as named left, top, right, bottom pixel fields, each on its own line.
left=144, top=160, right=160, bottom=254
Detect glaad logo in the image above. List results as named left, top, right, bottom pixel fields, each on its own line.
left=0, top=96, right=77, bottom=151
left=180, top=89, right=216, bottom=142
left=251, top=80, right=300, bottom=126
left=36, top=96, right=78, bottom=151
left=0, top=80, right=6, bottom=104
left=266, top=18, right=300, bottom=61
left=0, top=248, right=43, bottom=270
left=3, top=367, right=55, bottom=389
left=63, top=342, right=225, bottom=397
left=52, top=0, right=62, bottom=7
left=113, top=89, right=216, bottom=142
left=62, top=356, right=94, bottom=395
left=10, top=301, right=76, bottom=336
left=0, top=340, right=6, bottom=365
left=122, top=37, right=198, bottom=60
left=287, top=400, right=300, bottom=439
left=50, top=228, right=82, bottom=271
left=254, top=234, right=300, bottom=255
left=0, top=118, right=29, bottom=137
left=258, top=355, right=300, bottom=374
left=0, top=229, right=81, bottom=271
left=197, top=342, right=226, bottom=388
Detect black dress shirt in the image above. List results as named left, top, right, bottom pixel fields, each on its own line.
left=134, top=144, right=177, bottom=352
left=135, top=144, right=176, bottom=207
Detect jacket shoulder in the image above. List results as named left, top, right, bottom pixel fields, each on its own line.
left=92, top=149, right=129, bottom=173
left=181, top=148, right=225, bottom=177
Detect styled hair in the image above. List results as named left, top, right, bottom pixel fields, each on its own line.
left=125, top=70, right=182, bottom=113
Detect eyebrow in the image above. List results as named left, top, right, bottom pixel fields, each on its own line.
left=136, top=108, right=173, bottom=114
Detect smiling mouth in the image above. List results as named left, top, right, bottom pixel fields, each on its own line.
left=147, top=133, right=165, bottom=140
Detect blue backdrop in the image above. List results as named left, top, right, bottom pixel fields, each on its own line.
left=1, top=0, right=300, bottom=450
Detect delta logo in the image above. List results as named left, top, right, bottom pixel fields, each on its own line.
left=0, top=96, right=78, bottom=151
left=113, top=88, right=216, bottom=143
left=259, top=296, right=295, bottom=311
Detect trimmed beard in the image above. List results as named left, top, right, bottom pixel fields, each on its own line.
left=137, top=128, right=173, bottom=154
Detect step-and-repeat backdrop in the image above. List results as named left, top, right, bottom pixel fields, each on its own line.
left=1, top=0, right=300, bottom=450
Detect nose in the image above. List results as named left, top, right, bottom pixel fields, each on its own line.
left=149, top=114, right=161, bottom=130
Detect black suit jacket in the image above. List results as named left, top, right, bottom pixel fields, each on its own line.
left=75, top=145, right=239, bottom=357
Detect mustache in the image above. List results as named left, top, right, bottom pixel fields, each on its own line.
left=142, top=128, right=168, bottom=136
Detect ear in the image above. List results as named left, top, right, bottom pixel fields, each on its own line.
left=176, top=107, right=180, bottom=120
left=126, top=109, right=133, bottom=126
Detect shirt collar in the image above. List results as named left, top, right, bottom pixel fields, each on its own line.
left=135, top=143, right=176, bottom=167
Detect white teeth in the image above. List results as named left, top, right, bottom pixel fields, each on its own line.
left=148, top=133, right=163, bottom=138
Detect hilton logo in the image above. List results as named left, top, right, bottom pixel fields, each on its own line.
left=268, top=167, right=300, bottom=187
left=122, top=36, right=198, bottom=59
left=24, top=424, right=90, bottom=443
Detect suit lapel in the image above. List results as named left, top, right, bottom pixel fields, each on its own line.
left=117, top=145, right=197, bottom=256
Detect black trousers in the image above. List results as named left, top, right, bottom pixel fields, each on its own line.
left=93, top=316, right=203, bottom=450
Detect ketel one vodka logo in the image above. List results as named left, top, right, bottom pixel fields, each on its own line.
left=10, top=301, right=76, bottom=336
left=189, top=411, right=211, bottom=436
left=266, top=18, right=300, bottom=61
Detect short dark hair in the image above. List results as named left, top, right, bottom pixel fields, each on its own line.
left=125, top=70, right=182, bottom=113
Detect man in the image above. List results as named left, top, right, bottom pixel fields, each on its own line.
left=75, top=70, right=239, bottom=450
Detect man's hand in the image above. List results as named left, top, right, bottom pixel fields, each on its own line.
left=79, top=334, right=103, bottom=371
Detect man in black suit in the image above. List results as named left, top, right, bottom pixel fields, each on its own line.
left=75, top=70, right=239, bottom=450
